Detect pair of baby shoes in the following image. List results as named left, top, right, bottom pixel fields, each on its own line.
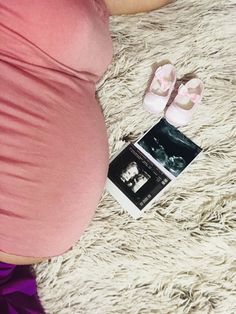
left=143, top=64, right=204, bottom=127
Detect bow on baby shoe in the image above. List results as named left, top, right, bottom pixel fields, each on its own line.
left=165, top=78, right=204, bottom=127
left=152, top=69, right=173, bottom=93
left=143, top=63, right=177, bottom=114
left=178, top=84, right=202, bottom=104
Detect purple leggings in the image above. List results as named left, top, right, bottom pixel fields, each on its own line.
left=0, top=262, right=45, bottom=313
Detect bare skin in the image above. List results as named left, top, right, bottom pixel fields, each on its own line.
left=1, top=0, right=173, bottom=266
left=104, top=0, right=174, bottom=15
left=0, top=250, right=48, bottom=265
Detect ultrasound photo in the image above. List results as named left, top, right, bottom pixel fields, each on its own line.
left=107, top=119, right=202, bottom=217
left=120, top=162, right=151, bottom=193
left=108, top=144, right=170, bottom=210
left=137, top=118, right=202, bottom=176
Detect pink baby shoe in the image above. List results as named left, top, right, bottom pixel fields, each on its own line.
left=165, top=78, right=204, bottom=127
left=143, top=64, right=176, bottom=114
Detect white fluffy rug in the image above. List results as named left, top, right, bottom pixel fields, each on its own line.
left=35, top=1, right=236, bottom=313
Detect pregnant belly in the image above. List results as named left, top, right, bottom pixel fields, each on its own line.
left=0, top=65, right=109, bottom=257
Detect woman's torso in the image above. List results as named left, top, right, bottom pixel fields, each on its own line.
left=0, top=0, right=113, bottom=257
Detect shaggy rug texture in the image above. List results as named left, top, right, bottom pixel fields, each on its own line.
left=35, top=0, right=236, bottom=313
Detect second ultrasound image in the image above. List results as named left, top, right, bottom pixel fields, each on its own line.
left=138, top=118, right=202, bottom=176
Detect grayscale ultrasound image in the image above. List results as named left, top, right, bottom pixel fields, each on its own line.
left=108, top=144, right=171, bottom=210
left=138, top=118, right=202, bottom=176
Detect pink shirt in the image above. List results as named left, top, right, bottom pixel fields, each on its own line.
left=0, top=0, right=113, bottom=257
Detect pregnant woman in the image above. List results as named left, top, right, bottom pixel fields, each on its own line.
left=0, top=0, right=172, bottom=312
